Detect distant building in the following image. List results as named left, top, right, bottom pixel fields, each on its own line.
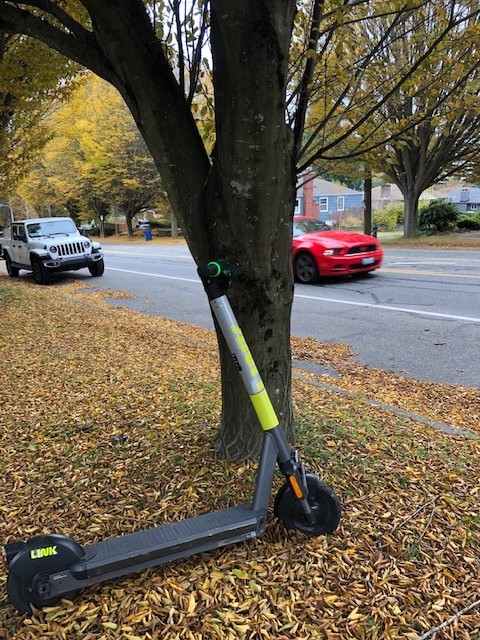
left=446, top=187, right=480, bottom=213
left=296, top=174, right=363, bottom=223
left=371, top=183, right=437, bottom=210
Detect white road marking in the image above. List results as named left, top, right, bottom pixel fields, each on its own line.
left=105, top=267, right=480, bottom=324
left=295, top=293, right=480, bottom=323
left=106, top=266, right=198, bottom=283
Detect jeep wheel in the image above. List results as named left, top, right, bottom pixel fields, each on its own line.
left=5, top=254, right=19, bottom=278
left=32, top=260, right=52, bottom=285
left=88, top=258, right=104, bottom=277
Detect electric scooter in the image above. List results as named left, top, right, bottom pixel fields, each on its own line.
left=2, top=260, right=341, bottom=614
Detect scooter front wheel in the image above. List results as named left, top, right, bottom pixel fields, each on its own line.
left=274, top=474, right=341, bottom=537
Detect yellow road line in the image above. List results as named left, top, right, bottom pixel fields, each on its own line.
left=383, top=268, right=480, bottom=279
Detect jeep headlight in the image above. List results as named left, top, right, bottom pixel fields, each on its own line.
left=83, top=241, right=91, bottom=249
left=50, top=246, right=58, bottom=254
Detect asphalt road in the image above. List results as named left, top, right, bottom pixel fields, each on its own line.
left=3, top=243, right=480, bottom=387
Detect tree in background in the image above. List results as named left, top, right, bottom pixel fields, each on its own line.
left=301, top=1, right=479, bottom=237
left=359, top=3, right=480, bottom=236
left=18, top=74, right=165, bottom=233
left=0, top=1, right=478, bottom=460
left=0, top=31, right=75, bottom=192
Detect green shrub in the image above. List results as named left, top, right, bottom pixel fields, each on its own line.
left=372, top=205, right=401, bottom=231
left=89, top=223, right=116, bottom=237
left=148, top=219, right=171, bottom=229
left=457, top=214, right=480, bottom=230
left=418, top=200, right=459, bottom=232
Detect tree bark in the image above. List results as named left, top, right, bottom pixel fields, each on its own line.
left=363, top=173, right=372, bottom=235
left=170, top=212, right=178, bottom=239
left=403, top=188, right=420, bottom=237
left=126, top=212, right=134, bottom=237
left=202, top=1, right=297, bottom=459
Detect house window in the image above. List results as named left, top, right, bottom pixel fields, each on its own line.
left=319, top=197, right=328, bottom=212
left=337, top=196, right=345, bottom=212
left=294, top=198, right=302, bottom=215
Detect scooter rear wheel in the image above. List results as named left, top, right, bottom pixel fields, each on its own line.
left=274, top=474, right=341, bottom=537
left=7, top=571, right=69, bottom=614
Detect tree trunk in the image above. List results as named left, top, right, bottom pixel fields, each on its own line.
left=197, top=2, right=296, bottom=459
left=170, top=212, right=178, bottom=239
left=125, top=214, right=134, bottom=237
left=363, top=173, right=372, bottom=235
left=403, top=189, right=420, bottom=237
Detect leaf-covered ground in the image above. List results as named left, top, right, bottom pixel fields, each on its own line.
left=0, top=274, right=479, bottom=640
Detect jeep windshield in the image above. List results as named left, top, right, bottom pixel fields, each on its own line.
left=27, top=219, right=77, bottom=238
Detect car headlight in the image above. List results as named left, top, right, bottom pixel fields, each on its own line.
left=323, top=248, right=342, bottom=255
left=83, top=241, right=91, bottom=249
left=50, top=246, right=58, bottom=253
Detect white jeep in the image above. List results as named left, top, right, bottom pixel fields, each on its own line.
left=1, top=217, right=104, bottom=285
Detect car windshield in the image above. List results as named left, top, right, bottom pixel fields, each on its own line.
left=27, top=219, right=77, bottom=237
left=293, top=219, right=330, bottom=236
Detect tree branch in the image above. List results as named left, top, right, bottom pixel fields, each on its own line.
left=298, top=8, right=478, bottom=173
left=293, top=0, right=324, bottom=157
left=10, top=0, right=91, bottom=39
left=417, top=598, right=480, bottom=640
left=0, top=1, right=112, bottom=81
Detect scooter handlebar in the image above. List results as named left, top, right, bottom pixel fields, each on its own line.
left=198, top=260, right=244, bottom=299
left=198, top=260, right=244, bottom=280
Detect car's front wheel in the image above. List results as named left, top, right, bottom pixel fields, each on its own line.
left=88, top=257, right=104, bottom=277
left=294, top=252, right=319, bottom=284
left=32, top=259, right=52, bottom=285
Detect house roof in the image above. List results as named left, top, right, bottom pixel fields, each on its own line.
left=312, top=178, right=363, bottom=196
left=371, top=184, right=438, bottom=202
left=447, top=187, right=480, bottom=203
left=371, top=184, right=403, bottom=201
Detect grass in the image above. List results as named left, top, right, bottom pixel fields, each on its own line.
left=0, top=275, right=479, bottom=639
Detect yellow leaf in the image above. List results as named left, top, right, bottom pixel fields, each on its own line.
left=187, top=593, right=196, bottom=613
left=232, top=569, right=249, bottom=580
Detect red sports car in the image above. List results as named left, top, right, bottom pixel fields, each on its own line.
left=292, top=217, right=383, bottom=284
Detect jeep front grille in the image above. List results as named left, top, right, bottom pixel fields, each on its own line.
left=57, top=242, right=84, bottom=257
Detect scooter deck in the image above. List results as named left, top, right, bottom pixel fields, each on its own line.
left=50, top=505, right=264, bottom=594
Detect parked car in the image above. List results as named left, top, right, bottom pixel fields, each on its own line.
left=0, top=217, right=104, bottom=285
left=292, top=216, right=383, bottom=284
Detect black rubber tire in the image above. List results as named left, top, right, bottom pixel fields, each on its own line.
left=88, top=257, right=104, bottom=277
left=294, top=253, right=319, bottom=284
left=32, top=260, right=52, bottom=285
left=274, top=474, right=341, bottom=537
left=5, top=254, right=19, bottom=277
left=7, top=571, right=62, bottom=614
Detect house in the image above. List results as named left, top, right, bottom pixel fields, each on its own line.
left=295, top=175, right=364, bottom=223
left=371, top=183, right=437, bottom=210
left=446, top=187, right=480, bottom=213
left=371, top=183, right=404, bottom=210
